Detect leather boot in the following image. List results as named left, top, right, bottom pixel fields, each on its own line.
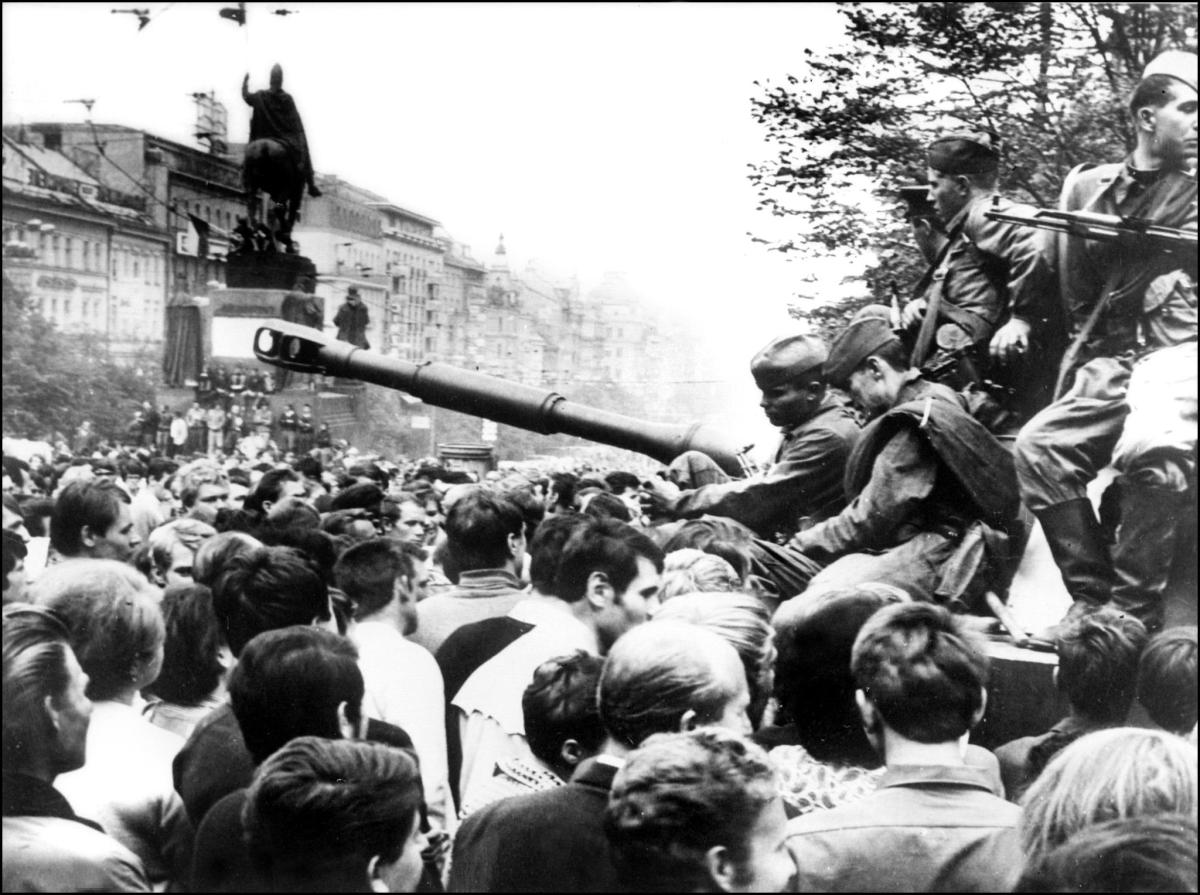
left=1109, top=478, right=1188, bottom=635
left=1036, top=498, right=1114, bottom=606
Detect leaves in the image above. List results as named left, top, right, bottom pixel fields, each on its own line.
left=747, top=2, right=1197, bottom=331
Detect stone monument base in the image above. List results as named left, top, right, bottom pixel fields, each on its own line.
left=226, top=250, right=316, bottom=291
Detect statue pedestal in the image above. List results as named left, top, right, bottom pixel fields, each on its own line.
left=225, top=251, right=316, bottom=291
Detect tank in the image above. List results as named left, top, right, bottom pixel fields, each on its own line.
left=253, top=320, right=748, bottom=475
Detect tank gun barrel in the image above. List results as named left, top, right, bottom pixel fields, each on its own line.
left=253, top=321, right=745, bottom=475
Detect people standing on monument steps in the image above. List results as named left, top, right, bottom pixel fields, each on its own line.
left=1013, top=49, right=1197, bottom=638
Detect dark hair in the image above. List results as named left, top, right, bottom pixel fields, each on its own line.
left=523, top=651, right=605, bottom=773
left=246, top=469, right=301, bottom=515
left=334, top=539, right=424, bottom=620
left=553, top=517, right=664, bottom=605
left=865, top=338, right=911, bottom=373
left=548, top=472, right=579, bottom=512
left=122, top=459, right=147, bottom=480
left=347, top=462, right=387, bottom=487
left=3, top=603, right=73, bottom=768
left=661, top=518, right=754, bottom=581
left=1129, top=73, right=1188, bottom=118
left=528, top=514, right=590, bottom=595
left=147, top=457, right=180, bottom=482
left=211, top=546, right=330, bottom=656
left=330, top=483, right=385, bottom=513
left=192, top=531, right=262, bottom=588
left=30, top=560, right=164, bottom=701
left=599, top=621, right=743, bottom=748
left=851, top=601, right=988, bottom=743
left=1015, top=814, right=1197, bottom=893
left=444, top=488, right=524, bottom=572
left=17, top=497, right=54, bottom=539
left=605, top=471, right=640, bottom=495
left=774, top=586, right=906, bottom=766
left=3, top=529, right=28, bottom=589
left=583, top=491, right=633, bottom=524
left=244, top=736, right=423, bottom=884
left=264, top=501, right=321, bottom=531
left=295, top=456, right=323, bottom=480
left=49, top=479, right=130, bottom=557
left=499, top=483, right=545, bottom=545
left=1056, top=607, right=1148, bottom=724
left=605, top=729, right=780, bottom=893
left=1137, top=627, right=1198, bottom=735
left=229, top=627, right=363, bottom=764
left=258, top=527, right=340, bottom=588
left=145, top=583, right=226, bottom=705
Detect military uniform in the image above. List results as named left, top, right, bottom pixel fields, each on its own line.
left=666, top=395, right=860, bottom=541
left=1014, top=159, right=1197, bottom=630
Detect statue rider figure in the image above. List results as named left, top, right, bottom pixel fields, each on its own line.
left=242, top=63, right=321, bottom=199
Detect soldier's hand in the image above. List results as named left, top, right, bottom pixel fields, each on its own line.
left=638, top=477, right=679, bottom=519
left=900, top=298, right=927, bottom=330
left=989, top=318, right=1031, bottom=364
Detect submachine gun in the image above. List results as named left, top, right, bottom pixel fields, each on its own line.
left=983, top=204, right=1197, bottom=255
left=253, top=321, right=750, bottom=476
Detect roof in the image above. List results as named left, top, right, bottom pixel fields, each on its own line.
left=2, top=134, right=99, bottom=185
left=367, top=201, right=441, bottom=228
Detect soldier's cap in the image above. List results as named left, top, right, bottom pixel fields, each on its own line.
left=750, top=334, right=828, bottom=388
left=824, top=304, right=903, bottom=388
left=1141, top=49, right=1198, bottom=94
left=897, top=183, right=937, bottom=221
left=927, top=132, right=1000, bottom=177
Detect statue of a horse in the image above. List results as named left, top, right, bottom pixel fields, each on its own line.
left=244, top=138, right=304, bottom=253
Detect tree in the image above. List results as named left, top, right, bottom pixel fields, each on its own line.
left=748, top=2, right=1197, bottom=338
left=2, top=275, right=158, bottom=444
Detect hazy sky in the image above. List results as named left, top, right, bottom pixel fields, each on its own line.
left=4, top=2, right=862, bottom=441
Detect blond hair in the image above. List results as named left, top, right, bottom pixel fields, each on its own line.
left=1020, top=727, right=1198, bottom=867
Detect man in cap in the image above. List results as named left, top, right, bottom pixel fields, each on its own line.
left=784, top=305, right=1023, bottom=606
left=1013, top=50, right=1197, bottom=636
left=334, top=286, right=371, bottom=349
left=900, top=132, right=1059, bottom=419
left=242, top=63, right=320, bottom=199
left=897, top=179, right=947, bottom=265
left=643, top=334, right=859, bottom=545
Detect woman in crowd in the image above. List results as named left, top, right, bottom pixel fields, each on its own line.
left=30, top=560, right=193, bottom=888
left=142, top=583, right=232, bottom=739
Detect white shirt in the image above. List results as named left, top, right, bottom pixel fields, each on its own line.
left=351, top=620, right=455, bottom=834
left=452, top=598, right=597, bottom=809
left=55, top=701, right=190, bottom=889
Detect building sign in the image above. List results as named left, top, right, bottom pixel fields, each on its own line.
left=37, top=275, right=77, bottom=291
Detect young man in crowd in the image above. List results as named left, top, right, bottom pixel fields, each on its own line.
left=48, top=479, right=140, bottom=564
left=786, top=602, right=1022, bottom=891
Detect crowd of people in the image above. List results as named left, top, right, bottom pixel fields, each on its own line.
left=1, top=48, right=1197, bottom=895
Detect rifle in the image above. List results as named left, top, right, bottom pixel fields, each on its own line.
left=984, top=203, right=1197, bottom=255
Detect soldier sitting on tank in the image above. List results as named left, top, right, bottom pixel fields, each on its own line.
left=641, top=334, right=860, bottom=547
left=782, top=305, right=1027, bottom=611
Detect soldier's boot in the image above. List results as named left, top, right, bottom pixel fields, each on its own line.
left=1109, top=478, right=1189, bottom=635
left=1033, top=497, right=1113, bottom=642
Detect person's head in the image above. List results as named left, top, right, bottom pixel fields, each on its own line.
left=49, top=479, right=138, bottom=561
left=773, top=585, right=909, bottom=767
left=1019, top=728, right=1198, bottom=870
left=553, top=517, right=665, bottom=653
left=334, top=539, right=427, bottom=636
left=606, top=728, right=793, bottom=893
left=147, top=457, right=180, bottom=499
left=320, top=509, right=378, bottom=544
left=3, top=529, right=29, bottom=604
left=660, top=549, right=743, bottom=601
left=1014, top=814, right=1198, bottom=893
left=330, top=482, right=385, bottom=517
left=824, top=305, right=912, bottom=419
left=1130, top=51, right=1198, bottom=167
left=146, top=518, right=217, bottom=588
left=654, top=593, right=775, bottom=730
left=244, top=737, right=426, bottom=893
left=547, top=472, right=579, bottom=514
left=851, top=601, right=988, bottom=752
left=246, top=468, right=305, bottom=516
left=604, top=471, right=641, bottom=516
left=175, top=460, right=231, bottom=525
left=229, top=626, right=363, bottom=764
left=145, top=583, right=231, bottom=707
left=925, top=132, right=1000, bottom=221
left=581, top=490, right=633, bottom=524
left=211, top=546, right=332, bottom=656
left=3, top=495, right=30, bottom=543
left=661, top=517, right=756, bottom=584
left=443, top=487, right=525, bottom=574
left=1055, top=607, right=1148, bottom=725
left=3, top=603, right=93, bottom=777
left=268, top=62, right=283, bottom=90
left=527, top=513, right=589, bottom=596
left=599, top=620, right=752, bottom=749
left=346, top=286, right=361, bottom=305
left=1138, top=626, right=1198, bottom=737
left=29, top=560, right=165, bottom=700
left=523, top=650, right=606, bottom=780
left=750, top=334, right=829, bottom=430
left=389, top=493, right=432, bottom=547
left=191, top=530, right=262, bottom=588
left=264, top=498, right=321, bottom=531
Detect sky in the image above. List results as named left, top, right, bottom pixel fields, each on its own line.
left=3, top=2, right=865, bottom=444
